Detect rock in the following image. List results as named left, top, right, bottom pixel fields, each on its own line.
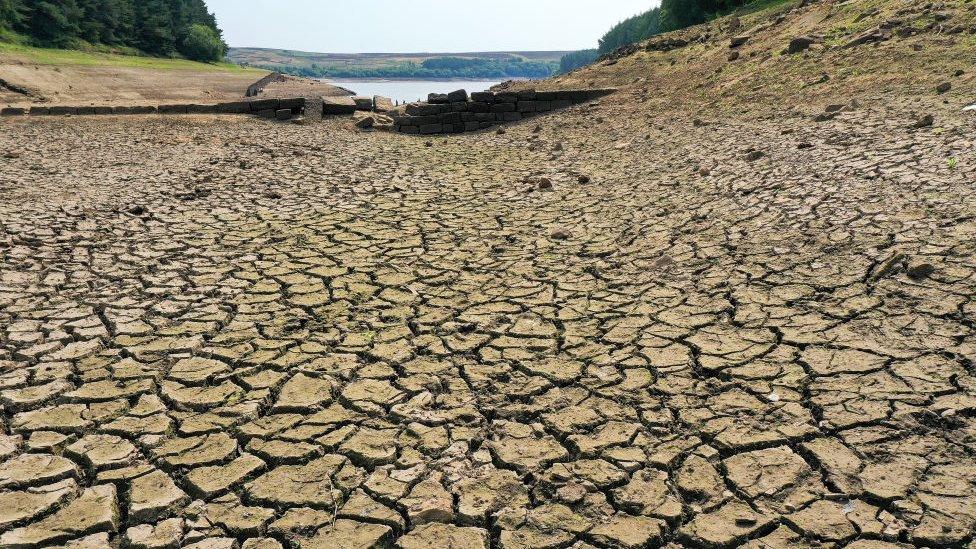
left=354, top=112, right=375, bottom=129
left=728, top=51, right=740, bottom=61
left=129, top=205, right=147, bottom=216
left=0, top=484, right=119, bottom=547
left=730, top=35, right=750, bottom=48
left=578, top=174, right=591, bottom=184
left=428, top=93, right=449, bottom=104
left=275, top=109, right=292, bottom=121
left=788, top=36, right=815, bottom=54
left=550, top=229, right=571, bottom=241
left=745, top=150, right=765, bottom=161
left=912, top=114, right=934, bottom=129
left=845, top=27, right=891, bottom=48
left=936, top=82, right=951, bottom=94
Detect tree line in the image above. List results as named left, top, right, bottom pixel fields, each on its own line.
left=0, top=0, right=227, bottom=62
left=560, top=0, right=752, bottom=73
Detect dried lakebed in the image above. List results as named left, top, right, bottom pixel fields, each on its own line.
left=0, top=97, right=974, bottom=549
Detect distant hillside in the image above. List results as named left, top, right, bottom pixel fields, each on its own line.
left=228, top=48, right=571, bottom=79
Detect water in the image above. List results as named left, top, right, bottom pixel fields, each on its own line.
left=326, top=80, right=501, bottom=105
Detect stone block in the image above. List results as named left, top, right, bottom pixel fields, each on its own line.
left=447, top=89, right=469, bottom=102
left=373, top=96, right=394, bottom=112
left=464, top=121, right=480, bottom=132
left=419, top=123, right=443, bottom=134
left=490, top=103, right=516, bottom=113
left=470, top=92, right=493, bottom=102
left=474, top=113, right=496, bottom=122
left=275, top=109, right=293, bottom=121
left=352, top=96, right=373, bottom=110
left=503, top=112, right=522, bottom=122
left=406, top=103, right=448, bottom=116
left=218, top=102, right=248, bottom=114
left=186, top=104, right=217, bottom=114
left=247, top=99, right=279, bottom=112
left=131, top=106, right=157, bottom=114
left=75, top=106, right=95, bottom=115
left=535, top=101, right=552, bottom=112
left=517, top=90, right=537, bottom=100
left=322, top=96, right=357, bottom=115
left=158, top=105, right=188, bottom=114
left=0, top=107, right=25, bottom=116
left=29, top=107, right=50, bottom=115
left=49, top=106, right=77, bottom=115
left=428, top=93, right=449, bottom=104
left=494, top=92, right=518, bottom=103
left=253, top=109, right=276, bottom=119
left=114, top=106, right=134, bottom=114
left=468, top=102, right=490, bottom=113
left=278, top=98, right=305, bottom=111
left=517, top=101, right=537, bottom=113
left=398, top=125, right=420, bottom=134
left=93, top=106, right=113, bottom=115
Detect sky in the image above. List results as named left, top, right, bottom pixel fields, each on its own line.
left=207, top=0, right=660, bottom=53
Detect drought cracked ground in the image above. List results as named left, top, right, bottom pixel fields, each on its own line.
left=0, top=91, right=975, bottom=549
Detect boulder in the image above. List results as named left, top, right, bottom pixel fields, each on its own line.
left=787, top=36, right=816, bottom=54
left=730, top=35, right=750, bottom=48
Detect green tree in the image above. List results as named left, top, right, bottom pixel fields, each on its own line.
left=28, top=1, right=83, bottom=46
left=599, top=8, right=661, bottom=55
left=179, top=22, right=224, bottom=61
left=559, top=49, right=599, bottom=73
left=0, top=0, right=27, bottom=31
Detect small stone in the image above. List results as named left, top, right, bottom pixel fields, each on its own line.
left=550, top=229, right=571, bottom=241
left=788, top=36, right=815, bottom=54
left=913, top=114, right=934, bottom=128
left=745, top=150, right=765, bottom=161
left=936, top=82, right=951, bottom=94
left=128, top=205, right=147, bottom=216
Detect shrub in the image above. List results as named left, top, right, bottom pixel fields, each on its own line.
left=179, top=23, right=225, bottom=62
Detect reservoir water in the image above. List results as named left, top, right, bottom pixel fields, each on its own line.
left=325, top=80, right=502, bottom=105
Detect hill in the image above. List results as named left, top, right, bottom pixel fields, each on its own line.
left=227, top=47, right=571, bottom=79
left=0, top=42, right=265, bottom=105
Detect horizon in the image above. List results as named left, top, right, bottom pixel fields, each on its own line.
left=207, top=0, right=661, bottom=54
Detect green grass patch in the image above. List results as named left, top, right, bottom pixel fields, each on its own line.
left=0, top=42, right=260, bottom=73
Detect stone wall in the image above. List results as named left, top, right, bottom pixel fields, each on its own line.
left=0, top=97, right=309, bottom=121
left=389, top=88, right=616, bottom=135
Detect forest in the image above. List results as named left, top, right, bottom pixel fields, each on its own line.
left=560, top=0, right=755, bottom=73
left=0, top=0, right=226, bottom=62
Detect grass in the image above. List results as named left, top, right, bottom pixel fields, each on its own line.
left=0, top=42, right=260, bottom=73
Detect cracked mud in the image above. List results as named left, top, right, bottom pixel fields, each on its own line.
left=0, top=83, right=974, bottom=549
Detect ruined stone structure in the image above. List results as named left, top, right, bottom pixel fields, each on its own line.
left=389, top=88, right=617, bottom=134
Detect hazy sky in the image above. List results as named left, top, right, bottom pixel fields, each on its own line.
left=207, top=0, right=660, bottom=53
